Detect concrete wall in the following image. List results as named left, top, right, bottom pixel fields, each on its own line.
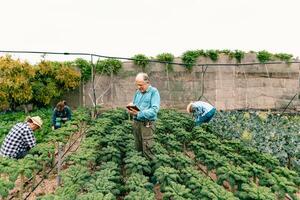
left=68, top=53, right=300, bottom=111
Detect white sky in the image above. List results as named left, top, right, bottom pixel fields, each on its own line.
left=0, top=0, right=299, bottom=63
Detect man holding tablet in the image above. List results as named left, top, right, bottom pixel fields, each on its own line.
left=127, top=73, right=160, bottom=160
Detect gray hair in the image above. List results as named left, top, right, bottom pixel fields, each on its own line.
left=136, top=72, right=150, bottom=83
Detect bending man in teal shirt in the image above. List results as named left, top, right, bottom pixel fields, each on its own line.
left=127, top=73, right=160, bottom=159
left=187, top=101, right=216, bottom=126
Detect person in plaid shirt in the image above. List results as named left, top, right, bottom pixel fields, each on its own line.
left=0, top=116, right=43, bottom=159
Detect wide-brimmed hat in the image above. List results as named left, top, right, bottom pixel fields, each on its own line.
left=26, top=116, right=43, bottom=128
left=186, top=102, right=194, bottom=113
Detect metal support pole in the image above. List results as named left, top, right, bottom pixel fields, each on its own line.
left=198, top=65, right=208, bottom=101
left=90, top=55, right=97, bottom=117
left=281, top=93, right=298, bottom=115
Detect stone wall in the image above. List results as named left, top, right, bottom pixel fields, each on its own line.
left=68, top=53, right=300, bottom=111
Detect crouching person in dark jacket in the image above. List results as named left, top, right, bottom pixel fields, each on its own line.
left=52, top=100, right=72, bottom=130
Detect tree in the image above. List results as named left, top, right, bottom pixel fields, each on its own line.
left=0, top=55, right=35, bottom=110
left=31, top=61, right=80, bottom=107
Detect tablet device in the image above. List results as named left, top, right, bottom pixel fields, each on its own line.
left=126, top=105, right=140, bottom=111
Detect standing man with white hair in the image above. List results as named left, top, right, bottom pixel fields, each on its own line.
left=127, top=72, right=160, bottom=159
left=0, top=116, right=43, bottom=159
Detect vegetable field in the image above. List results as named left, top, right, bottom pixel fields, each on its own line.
left=0, top=108, right=89, bottom=199
left=0, top=109, right=299, bottom=200
left=211, top=111, right=300, bottom=172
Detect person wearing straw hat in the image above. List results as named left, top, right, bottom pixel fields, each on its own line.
left=187, top=101, right=216, bottom=126
left=0, top=116, right=43, bottom=159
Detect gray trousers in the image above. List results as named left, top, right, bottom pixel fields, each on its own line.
left=133, top=121, right=155, bottom=160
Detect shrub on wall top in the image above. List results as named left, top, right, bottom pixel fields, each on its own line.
left=96, top=58, right=122, bottom=75
left=74, top=58, right=92, bottom=82
left=182, top=49, right=219, bottom=70
left=206, top=50, right=219, bottom=62
left=181, top=49, right=294, bottom=69
left=182, top=50, right=202, bottom=71
left=257, top=51, right=294, bottom=63
left=274, top=53, right=293, bottom=62
left=217, top=49, right=232, bottom=55
left=132, top=54, right=150, bottom=71
left=257, top=50, right=273, bottom=63
left=229, top=50, right=245, bottom=63
left=156, top=53, right=175, bottom=71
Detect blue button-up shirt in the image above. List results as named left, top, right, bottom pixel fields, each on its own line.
left=192, top=101, right=215, bottom=125
left=133, top=86, right=160, bottom=121
left=192, top=101, right=214, bottom=117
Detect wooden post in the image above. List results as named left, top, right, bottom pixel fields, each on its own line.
left=32, top=169, right=37, bottom=190
left=57, top=142, right=63, bottom=186
left=42, top=162, right=47, bottom=178
left=19, top=171, right=24, bottom=199
left=52, top=142, right=56, bottom=167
